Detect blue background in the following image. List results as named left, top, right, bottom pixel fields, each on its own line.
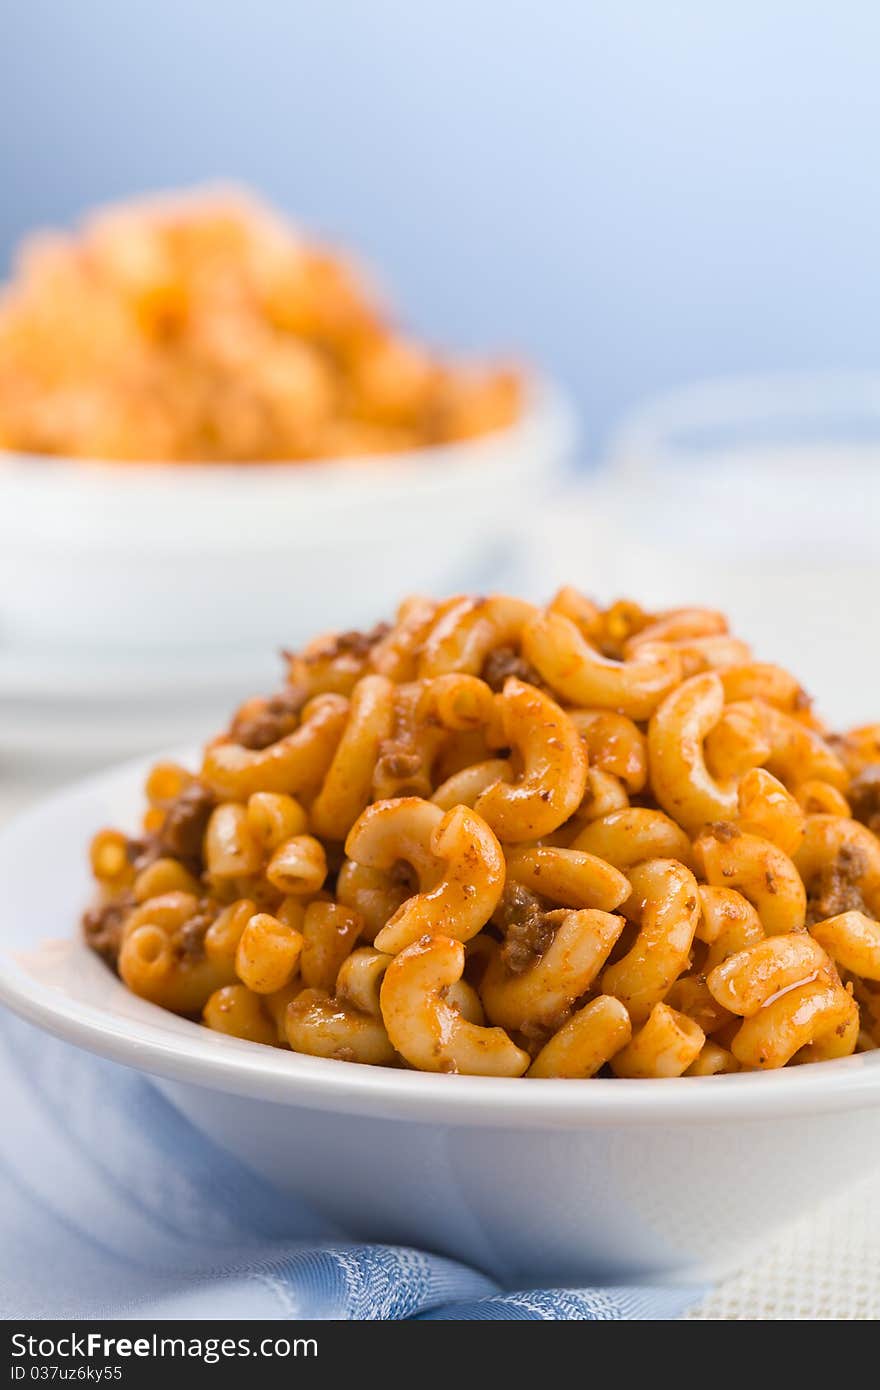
left=3, top=1, right=879, bottom=453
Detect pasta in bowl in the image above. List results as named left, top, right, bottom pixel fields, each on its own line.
left=0, top=190, right=572, bottom=649
left=82, top=589, right=880, bottom=1080
left=3, top=585, right=880, bottom=1284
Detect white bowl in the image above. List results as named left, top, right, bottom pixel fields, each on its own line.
left=0, top=380, right=574, bottom=651
left=2, top=752, right=879, bottom=1288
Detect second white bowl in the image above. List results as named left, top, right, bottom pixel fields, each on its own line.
left=0, top=380, right=574, bottom=651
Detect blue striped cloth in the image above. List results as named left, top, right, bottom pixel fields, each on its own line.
left=0, top=1011, right=701, bottom=1320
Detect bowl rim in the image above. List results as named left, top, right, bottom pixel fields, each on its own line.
left=1, top=749, right=879, bottom=1131
left=0, top=375, right=574, bottom=485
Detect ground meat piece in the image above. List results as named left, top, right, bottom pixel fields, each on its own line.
left=176, top=909, right=214, bottom=960
left=495, top=882, right=554, bottom=974
left=517, top=1018, right=555, bottom=1052
left=848, top=765, right=880, bottom=836
left=389, top=859, right=418, bottom=895
left=481, top=646, right=542, bottom=693
left=82, top=892, right=135, bottom=970
left=124, top=837, right=144, bottom=865
left=303, top=621, right=391, bottom=665
left=230, top=686, right=306, bottom=750
left=708, top=820, right=740, bottom=844
left=373, top=739, right=432, bottom=799
left=377, top=751, right=422, bottom=781
left=805, top=845, right=869, bottom=926
left=126, top=835, right=169, bottom=878
left=117, top=835, right=157, bottom=874
left=158, top=784, right=216, bottom=865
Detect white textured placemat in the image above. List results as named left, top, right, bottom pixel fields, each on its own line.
left=687, top=1171, right=880, bottom=1319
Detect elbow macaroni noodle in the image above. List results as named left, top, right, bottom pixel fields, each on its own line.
left=83, top=589, right=880, bottom=1078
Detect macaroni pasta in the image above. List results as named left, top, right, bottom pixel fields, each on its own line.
left=82, top=589, right=880, bottom=1078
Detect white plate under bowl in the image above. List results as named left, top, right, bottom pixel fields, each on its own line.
left=1, top=753, right=879, bottom=1286
left=0, top=642, right=278, bottom=763
left=0, top=379, right=575, bottom=652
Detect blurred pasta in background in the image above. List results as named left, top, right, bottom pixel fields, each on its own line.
left=0, top=187, right=521, bottom=463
